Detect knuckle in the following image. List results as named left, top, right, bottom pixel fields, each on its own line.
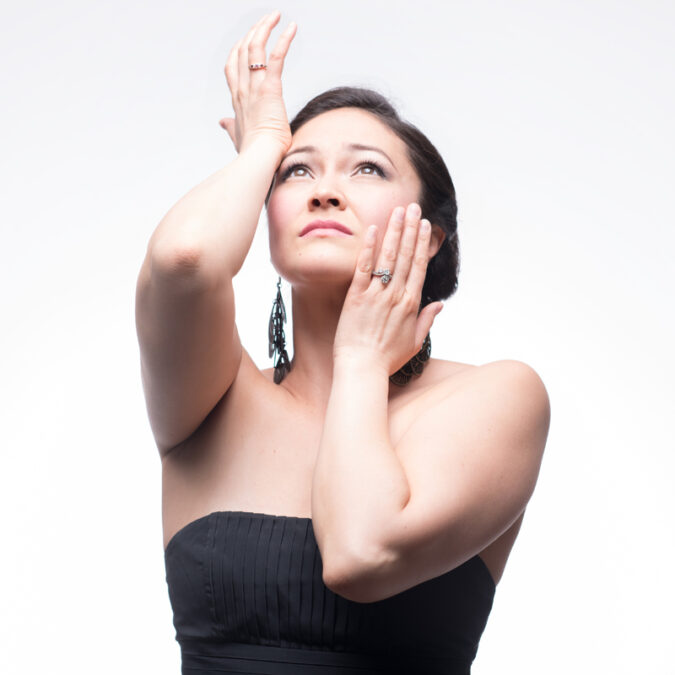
left=414, top=252, right=428, bottom=267
left=258, top=80, right=275, bottom=95
left=403, top=294, right=418, bottom=311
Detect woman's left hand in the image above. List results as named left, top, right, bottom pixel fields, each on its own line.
left=333, top=202, right=444, bottom=376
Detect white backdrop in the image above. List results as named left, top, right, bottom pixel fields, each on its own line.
left=2, top=1, right=673, bottom=672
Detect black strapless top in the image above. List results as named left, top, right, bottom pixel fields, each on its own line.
left=164, top=510, right=495, bottom=674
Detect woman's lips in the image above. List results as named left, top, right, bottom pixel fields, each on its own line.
left=300, top=220, right=353, bottom=236
left=301, top=228, right=351, bottom=237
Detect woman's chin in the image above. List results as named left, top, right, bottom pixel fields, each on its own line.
left=276, top=260, right=356, bottom=288
left=274, top=247, right=356, bottom=276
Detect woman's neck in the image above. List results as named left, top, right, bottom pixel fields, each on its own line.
left=279, top=284, right=345, bottom=409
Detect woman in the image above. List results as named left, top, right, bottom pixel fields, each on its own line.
left=135, top=10, right=550, bottom=674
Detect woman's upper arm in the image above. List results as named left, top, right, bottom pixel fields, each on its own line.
left=134, top=244, right=242, bottom=458
left=394, top=359, right=550, bottom=567
left=328, top=359, right=550, bottom=602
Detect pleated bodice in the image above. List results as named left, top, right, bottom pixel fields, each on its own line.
left=164, top=510, right=495, bottom=674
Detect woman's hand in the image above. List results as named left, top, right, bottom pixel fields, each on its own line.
left=219, top=11, right=297, bottom=156
left=333, top=203, right=444, bottom=377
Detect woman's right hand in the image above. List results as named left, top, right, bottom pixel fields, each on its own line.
left=219, top=11, right=297, bottom=157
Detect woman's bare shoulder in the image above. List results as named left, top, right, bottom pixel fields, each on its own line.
left=429, top=357, right=544, bottom=384
left=413, top=358, right=547, bottom=408
left=413, top=356, right=477, bottom=392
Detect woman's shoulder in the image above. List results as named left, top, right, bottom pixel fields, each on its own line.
left=429, top=359, right=551, bottom=438
left=411, top=357, right=547, bottom=409
left=429, top=357, right=545, bottom=383
left=252, top=352, right=545, bottom=406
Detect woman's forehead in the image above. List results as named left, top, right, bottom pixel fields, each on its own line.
left=291, top=108, right=403, bottom=151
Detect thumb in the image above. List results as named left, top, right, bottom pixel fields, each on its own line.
left=414, top=302, right=444, bottom=348
left=219, top=117, right=238, bottom=148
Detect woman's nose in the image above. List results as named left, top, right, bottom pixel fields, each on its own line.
left=309, top=184, right=345, bottom=210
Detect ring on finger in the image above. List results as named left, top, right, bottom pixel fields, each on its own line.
left=372, top=268, right=393, bottom=285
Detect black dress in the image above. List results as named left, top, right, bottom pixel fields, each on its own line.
left=164, top=510, right=496, bottom=674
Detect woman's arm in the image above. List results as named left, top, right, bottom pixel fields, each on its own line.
left=311, top=203, right=549, bottom=602
left=135, top=12, right=295, bottom=457
left=147, top=135, right=284, bottom=279
left=316, top=358, right=549, bottom=603
left=135, top=139, right=283, bottom=456
left=149, top=11, right=295, bottom=276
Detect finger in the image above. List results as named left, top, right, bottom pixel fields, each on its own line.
left=372, top=205, right=406, bottom=287
left=266, top=20, right=297, bottom=82
left=405, top=217, right=433, bottom=298
left=238, top=14, right=269, bottom=94
left=415, top=303, right=443, bottom=351
left=351, top=225, right=378, bottom=294
left=248, top=11, right=281, bottom=89
left=224, top=38, right=243, bottom=101
left=391, top=202, right=422, bottom=290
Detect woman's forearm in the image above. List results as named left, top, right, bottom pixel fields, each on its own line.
left=311, top=355, right=411, bottom=585
left=148, top=135, right=285, bottom=279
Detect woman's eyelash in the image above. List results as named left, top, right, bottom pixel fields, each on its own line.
left=280, top=159, right=387, bottom=181
left=279, top=161, right=308, bottom=180
left=357, top=160, right=387, bottom=177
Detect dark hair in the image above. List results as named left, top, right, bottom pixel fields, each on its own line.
left=266, top=86, right=460, bottom=306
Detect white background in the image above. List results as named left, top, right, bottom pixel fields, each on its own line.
left=2, top=0, right=673, bottom=672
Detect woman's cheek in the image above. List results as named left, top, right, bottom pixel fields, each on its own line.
left=369, top=203, right=396, bottom=239
left=266, top=197, right=285, bottom=234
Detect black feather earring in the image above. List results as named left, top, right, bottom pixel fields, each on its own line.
left=268, top=276, right=292, bottom=384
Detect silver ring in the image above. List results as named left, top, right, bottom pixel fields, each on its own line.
left=249, top=63, right=267, bottom=70
left=372, top=268, right=392, bottom=285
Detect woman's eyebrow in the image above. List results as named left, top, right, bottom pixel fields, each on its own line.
left=282, top=143, right=396, bottom=167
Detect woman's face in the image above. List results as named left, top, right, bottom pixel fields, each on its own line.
left=266, top=107, right=425, bottom=289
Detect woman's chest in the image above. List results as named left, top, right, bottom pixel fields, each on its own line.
left=160, top=372, right=434, bottom=550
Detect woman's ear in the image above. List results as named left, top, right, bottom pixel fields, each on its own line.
left=428, top=224, right=446, bottom=258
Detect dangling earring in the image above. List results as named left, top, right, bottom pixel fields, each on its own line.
left=268, top=276, right=292, bottom=384
left=389, top=332, right=432, bottom=387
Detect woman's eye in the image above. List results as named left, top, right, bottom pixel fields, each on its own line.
left=356, top=162, right=386, bottom=177
left=281, top=164, right=309, bottom=180
left=280, top=160, right=386, bottom=181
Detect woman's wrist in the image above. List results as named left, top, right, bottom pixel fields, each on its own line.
left=239, top=133, right=289, bottom=165
left=333, top=350, right=390, bottom=381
